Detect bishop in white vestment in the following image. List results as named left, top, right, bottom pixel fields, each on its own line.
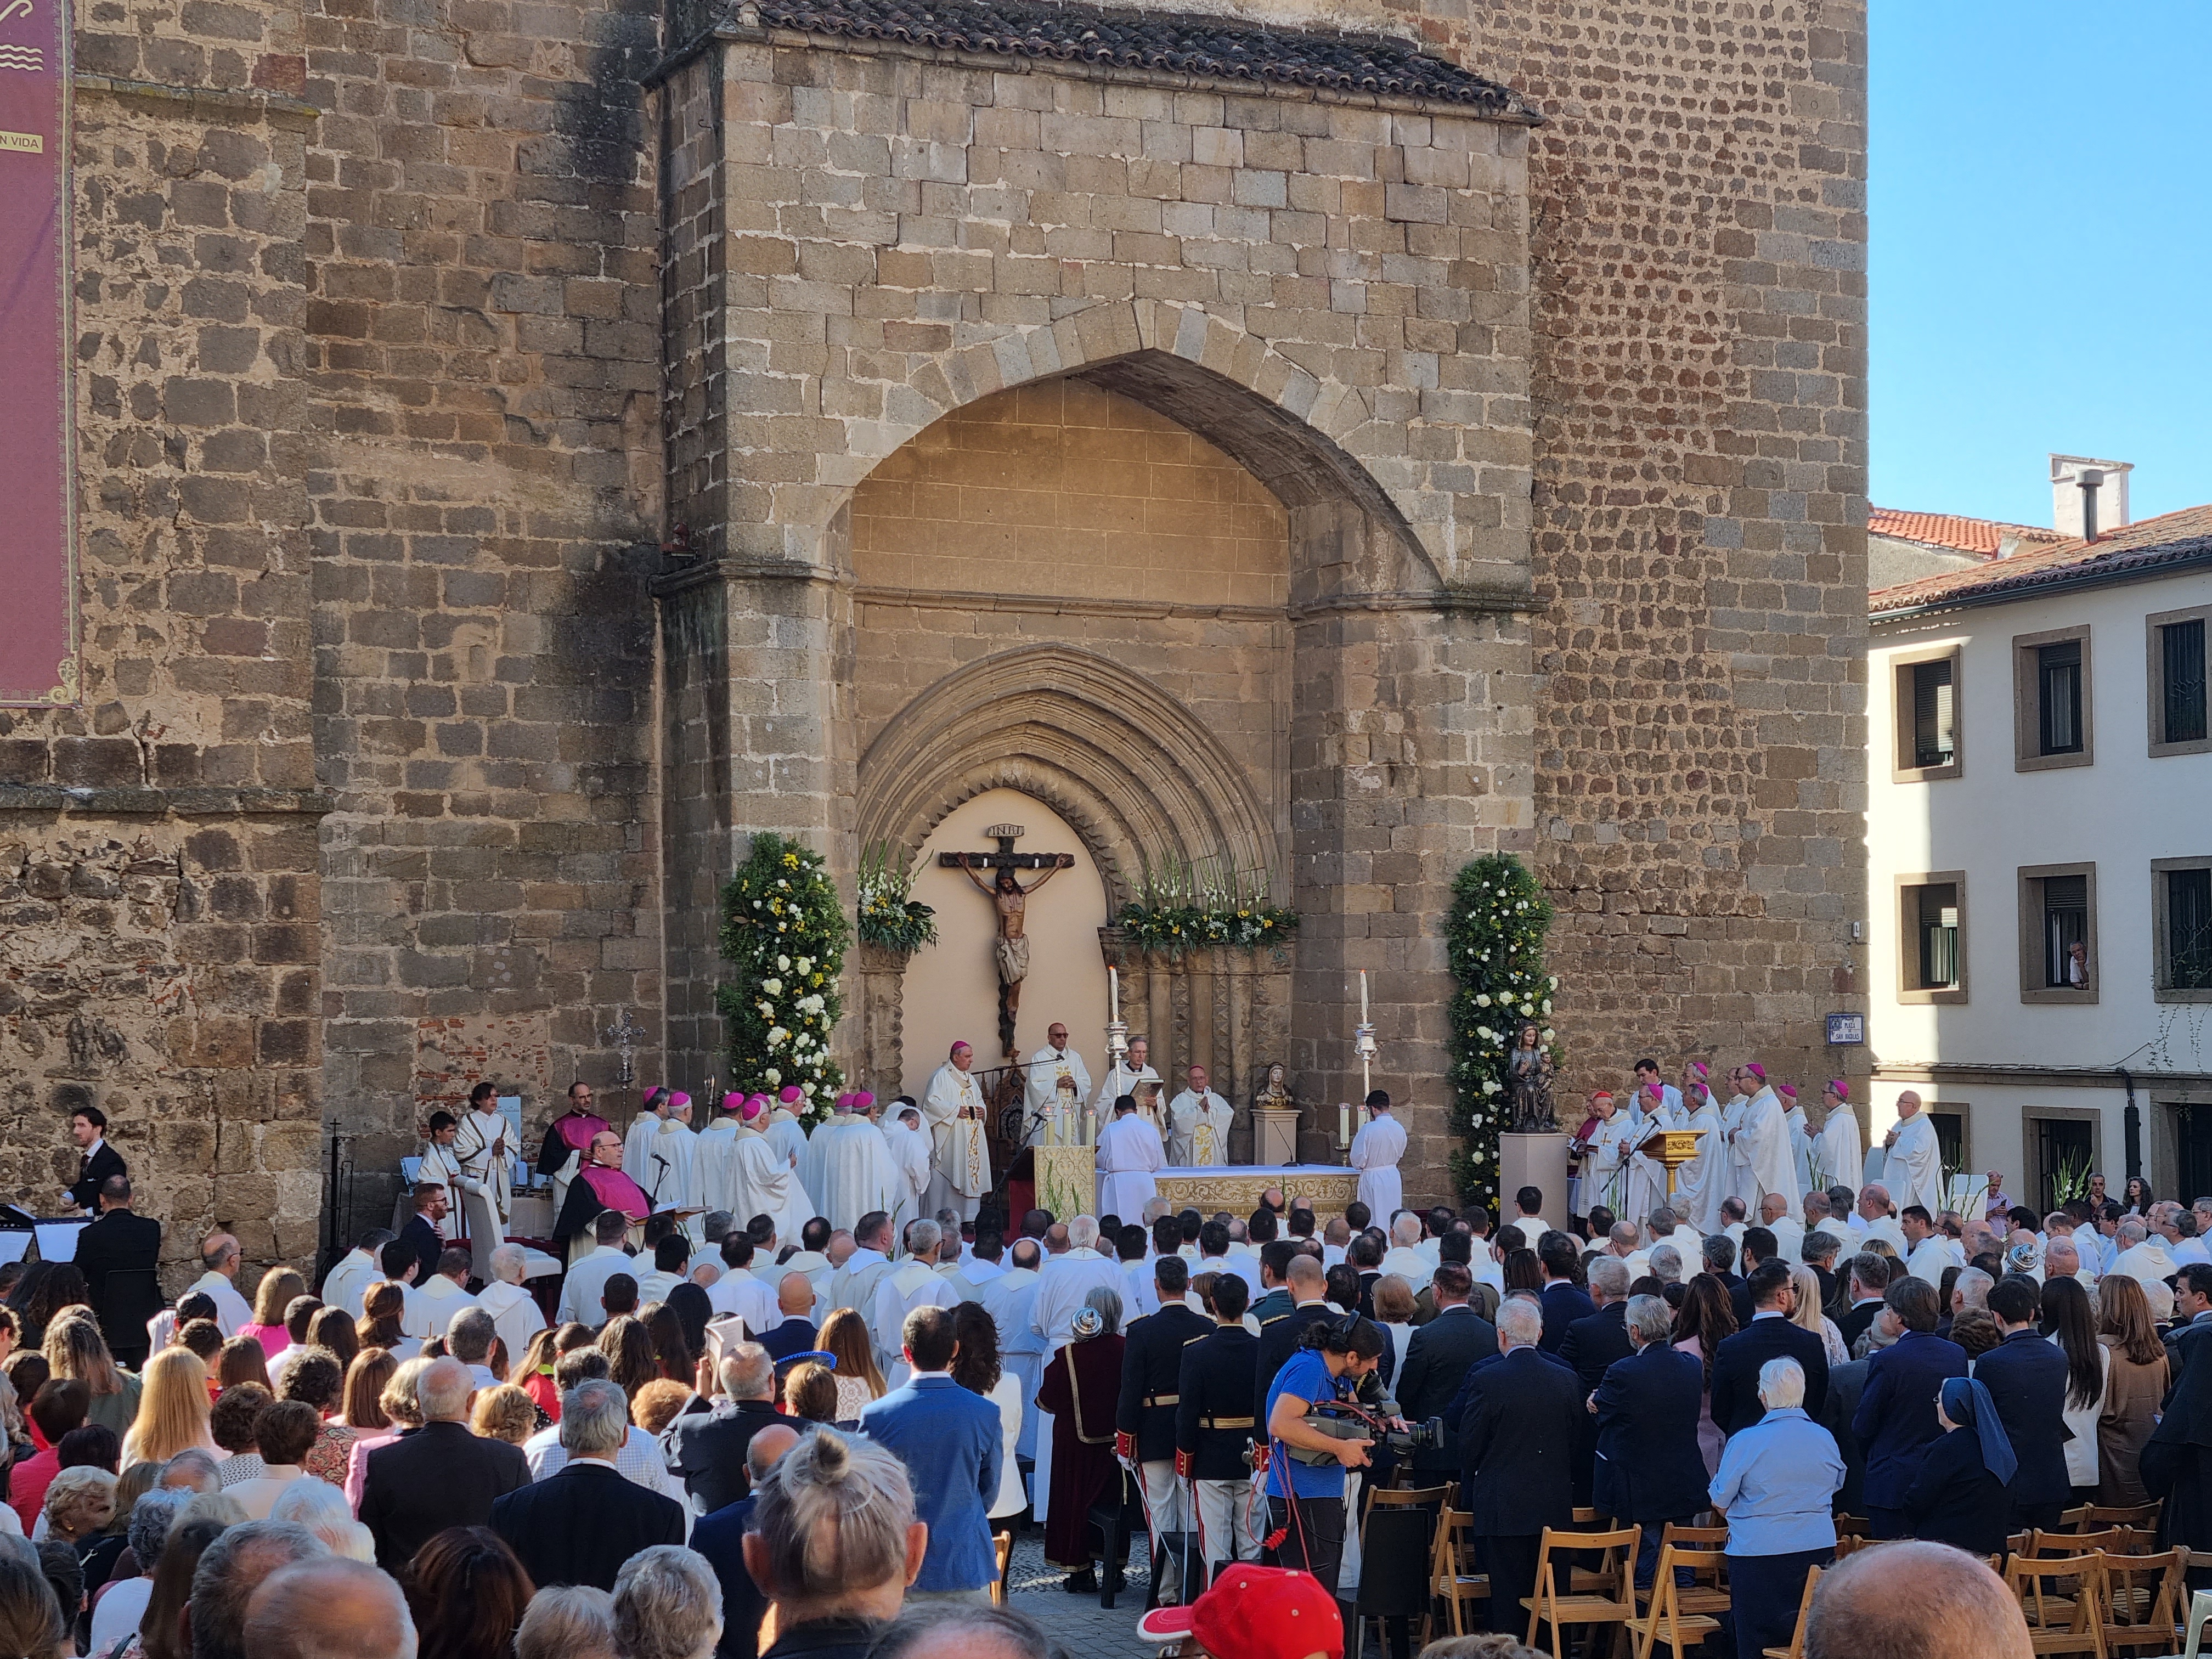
left=923, top=1044, right=992, bottom=1223
left=1671, top=1085, right=1728, bottom=1234
left=801, top=1094, right=902, bottom=1233
left=1025, top=1029, right=1092, bottom=1144
left=1815, top=1081, right=1865, bottom=1193
left=1882, top=1090, right=1948, bottom=1217
left=1165, top=1066, right=1233, bottom=1166
left=692, top=1096, right=744, bottom=1216
left=1350, top=1092, right=1407, bottom=1220
left=1622, top=1084, right=1674, bottom=1229
left=1096, top=1097, right=1164, bottom=1220
left=761, top=1090, right=812, bottom=1179
left=726, top=1095, right=811, bottom=1241
left=623, top=1088, right=681, bottom=1190
left=1734, top=1069, right=1796, bottom=1209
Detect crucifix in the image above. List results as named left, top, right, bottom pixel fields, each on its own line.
left=940, top=822, right=1074, bottom=1061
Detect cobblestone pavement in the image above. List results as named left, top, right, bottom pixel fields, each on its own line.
left=1005, top=1521, right=1165, bottom=1659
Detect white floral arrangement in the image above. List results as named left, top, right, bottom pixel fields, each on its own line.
left=1446, top=854, right=1560, bottom=1199
left=718, top=834, right=848, bottom=1127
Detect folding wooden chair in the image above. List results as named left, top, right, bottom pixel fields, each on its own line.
left=2004, top=1550, right=2110, bottom=1658
left=1429, top=1507, right=1488, bottom=1637
left=1365, top=1483, right=1451, bottom=1521
left=2102, top=1546, right=2187, bottom=1655
left=1762, top=1564, right=1822, bottom=1659
left=991, top=1531, right=1013, bottom=1607
left=1635, top=1523, right=1727, bottom=1618
left=1559, top=1506, right=1626, bottom=1596
left=1623, top=1544, right=1722, bottom=1659
left=1523, top=1523, right=1638, bottom=1659
left=2035, top=1528, right=2153, bottom=1559
left=2063, top=1502, right=2163, bottom=1534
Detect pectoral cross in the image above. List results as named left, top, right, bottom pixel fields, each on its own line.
left=939, top=822, right=1074, bottom=1060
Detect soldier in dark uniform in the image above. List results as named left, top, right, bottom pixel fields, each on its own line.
left=1176, top=1270, right=1262, bottom=1583
left=1116, top=1255, right=1211, bottom=1601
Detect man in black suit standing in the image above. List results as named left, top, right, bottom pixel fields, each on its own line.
left=74, top=1175, right=161, bottom=1368
left=1730, top=1227, right=1778, bottom=1328
left=1116, top=1256, right=1211, bottom=1599
left=1835, top=1252, right=1891, bottom=1356
left=1975, top=1275, right=2074, bottom=1531
left=664, top=1345, right=786, bottom=1515
left=397, top=1182, right=449, bottom=1288
left=1460, top=1297, right=1582, bottom=1633
left=754, top=1274, right=820, bottom=1370
left=1176, top=1269, right=1264, bottom=1580
left=1558, top=1256, right=1635, bottom=1502
left=360, top=1357, right=529, bottom=1572
left=1709, top=1262, right=1828, bottom=1436
left=494, top=1378, right=684, bottom=1589
left=1395, top=1264, right=1497, bottom=1484
left=1255, top=1254, right=1336, bottom=1398
left=1536, top=1235, right=1595, bottom=1353
left=1592, top=1294, right=1709, bottom=1590
left=63, top=1105, right=126, bottom=1212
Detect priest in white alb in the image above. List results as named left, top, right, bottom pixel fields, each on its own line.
left=1092, top=1034, right=1161, bottom=1138
left=801, top=1091, right=901, bottom=1234
left=1815, top=1079, right=1864, bottom=1193
left=1734, top=1063, right=1797, bottom=1210
left=692, top=1091, right=744, bottom=1217
left=1024, top=1024, right=1092, bottom=1146
left=923, top=1042, right=993, bottom=1223
left=623, top=1087, right=678, bottom=1190
left=1881, top=1088, right=1947, bottom=1218
left=761, top=1086, right=812, bottom=1184
left=881, top=1101, right=933, bottom=1236
left=1165, top=1064, right=1233, bottom=1167
left=727, top=1093, right=811, bottom=1242
left=1780, top=1084, right=1814, bottom=1197
left=1349, top=1090, right=1407, bottom=1220
left=450, top=1085, right=513, bottom=1284
left=1672, top=1081, right=1728, bottom=1234
left=1096, top=1093, right=1164, bottom=1221
left=869, top=1217, right=961, bottom=1383
left=1578, top=1092, right=1635, bottom=1220
left=1621, top=1082, right=1675, bottom=1231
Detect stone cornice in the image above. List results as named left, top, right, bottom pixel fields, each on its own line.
left=0, top=785, right=333, bottom=817
left=72, top=74, right=321, bottom=128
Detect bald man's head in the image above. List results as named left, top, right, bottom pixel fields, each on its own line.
left=778, top=1272, right=813, bottom=1315
left=1285, top=1254, right=1325, bottom=1293
left=243, top=1558, right=417, bottom=1659
left=1806, top=1541, right=2029, bottom=1659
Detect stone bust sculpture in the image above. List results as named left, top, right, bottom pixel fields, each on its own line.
left=1253, top=1062, right=1292, bottom=1112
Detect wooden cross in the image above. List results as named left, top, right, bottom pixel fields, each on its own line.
left=939, top=823, right=1074, bottom=1060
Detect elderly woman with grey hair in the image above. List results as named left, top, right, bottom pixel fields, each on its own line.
left=1035, top=1288, right=1127, bottom=1593
left=613, top=1545, right=723, bottom=1659
left=743, top=1429, right=922, bottom=1659
left=83, top=1488, right=189, bottom=1659
left=518, top=1585, right=620, bottom=1659
left=1709, top=1357, right=1845, bottom=1659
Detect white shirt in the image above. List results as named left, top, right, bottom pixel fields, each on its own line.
left=187, top=1271, right=255, bottom=1338
left=523, top=1425, right=682, bottom=1504
left=402, top=1275, right=478, bottom=1341
left=320, top=1250, right=378, bottom=1321
left=1858, top=1214, right=1907, bottom=1255
left=709, top=1269, right=779, bottom=1334
left=475, top=1280, right=548, bottom=1372
left=1029, top=1248, right=1127, bottom=1347
left=558, top=1245, right=637, bottom=1325
left=1202, top=1252, right=1262, bottom=1297
left=1905, top=1235, right=1959, bottom=1284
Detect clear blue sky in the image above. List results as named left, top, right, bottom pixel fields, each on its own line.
left=1872, top=2, right=2212, bottom=525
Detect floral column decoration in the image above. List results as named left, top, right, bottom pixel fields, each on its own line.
left=719, top=833, right=848, bottom=1127
left=1444, top=852, right=1559, bottom=1202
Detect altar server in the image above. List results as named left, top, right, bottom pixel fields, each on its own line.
left=416, top=1115, right=466, bottom=1244
left=1096, top=1093, right=1165, bottom=1221
left=1165, top=1065, right=1233, bottom=1167
left=1350, top=1090, right=1407, bottom=1220
left=802, top=1092, right=901, bottom=1234
left=923, top=1042, right=993, bottom=1224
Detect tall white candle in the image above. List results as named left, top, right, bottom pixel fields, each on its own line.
left=1359, top=969, right=1369, bottom=1023
left=1109, top=966, right=1119, bottom=1023
left=1340, top=1101, right=1351, bottom=1145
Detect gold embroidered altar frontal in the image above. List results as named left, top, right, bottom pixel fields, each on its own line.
left=1151, top=1166, right=1357, bottom=1214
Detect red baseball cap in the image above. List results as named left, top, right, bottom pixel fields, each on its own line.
left=1134, top=1567, right=1342, bottom=1659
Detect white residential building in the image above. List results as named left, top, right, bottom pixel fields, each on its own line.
left=1867, top=494, right=2212, bottom=1214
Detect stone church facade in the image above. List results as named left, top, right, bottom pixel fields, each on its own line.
left=0, top=0, right=1867, bottom=1272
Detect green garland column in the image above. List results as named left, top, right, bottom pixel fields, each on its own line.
left=1445, top=853, right=1559, bottom=1203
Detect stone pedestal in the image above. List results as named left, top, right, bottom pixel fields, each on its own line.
left=1500, top=1132, right=1571, bottom=1222
left=1251, top=1108, right=1301, bottom=1167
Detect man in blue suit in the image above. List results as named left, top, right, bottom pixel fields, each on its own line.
left=1976, top=1275, right=2074, bottom=1531
left=1849, top=1276, right=1966, bottom=1538
left=1537, top=1235, right=1595, bottom=1353
left=860, top=1303, right=1002, bottom=1601
left=1592, top=1294, right=1710, bottom=1589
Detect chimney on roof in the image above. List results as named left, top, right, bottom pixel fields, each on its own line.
left=2051, top=454, right=2132, bottom=541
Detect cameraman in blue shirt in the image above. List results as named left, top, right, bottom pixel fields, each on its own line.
left=1263, top=1310, right=1392, bottom=1644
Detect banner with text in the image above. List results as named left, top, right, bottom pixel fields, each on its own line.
left=0, top=0, right=73, bottom=705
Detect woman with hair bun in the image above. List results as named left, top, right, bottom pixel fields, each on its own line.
left=745, top=1428, right=921, bottom=1659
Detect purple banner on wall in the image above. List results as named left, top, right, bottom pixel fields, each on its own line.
left=0, top=0, right=75, bottom=706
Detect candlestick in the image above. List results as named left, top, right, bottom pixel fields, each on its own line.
left=1359, top=969, right=1368, bottom=1024
left=1339, top=1101, right=1351, bottom=1146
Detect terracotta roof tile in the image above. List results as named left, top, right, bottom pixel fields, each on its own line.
left=1867, top=507, right=2068, bottom=558
left=1871, top=503, right=2212, bottom=615
left=748, top=0, right=1533, bottom=112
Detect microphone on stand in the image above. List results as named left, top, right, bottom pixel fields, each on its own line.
left=651, top=1153, right=670, bottom=1204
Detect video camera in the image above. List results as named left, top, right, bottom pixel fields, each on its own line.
left=1279, top=1396, right=1447, bottom=1466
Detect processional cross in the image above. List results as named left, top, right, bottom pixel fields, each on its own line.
left=940, top=823, right=1073, bottom=1061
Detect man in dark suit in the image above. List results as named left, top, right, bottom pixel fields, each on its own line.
left=1835, top=1251, right=1891, bottom=1356
left=1177, top=1272, right=1263, bottom=1578
left=1803, top=1229, right=1842, bottom=1310
left=1255, top=1254, right=1336, bottom=1398
left=1395, top=1264, right=1498, bottom=1483
left=1849, top=1276, right=1966, bottom=1538
left=754, top=1271, right=820, bottom=1370
left=1729, top=1227, right=1778, bottom=1328
left=1536, top=1235, right=1595, bottom=1353
left=690, top=1423, right=801, bottom=1659
left=64, top=1106, right=127, bottom=1213
left=1460, top=1297, right=1583, bottom=1633
left=1976, top=1274, right=2074, bottom=1531
left=2163, top=1264, right=2212, bottom=1392
left=1708, top=1261, right=1828, bottom=1436
left=1592, top=1294, right=1709, bottom=1589
left=72, top=1174, right=161, bottom=1368
left=1822, top=1350, right=1871, bottom=1516
left=663, top=1344, right=785, bottom=1516
left=1346, top=1234, right=1384, bottom=1319
left=396, top=1182, right=449, bottom=1288
left=1116, top=1257, right=1210, bottom=1595
left=493, top=1378, right=685, bottom=1590
left=1700, top=1232, right=1745, bottom=1304
left=1558, top=1257, right=1635, bottom=1500
left=360, top=1357, right=530, bottom=1572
